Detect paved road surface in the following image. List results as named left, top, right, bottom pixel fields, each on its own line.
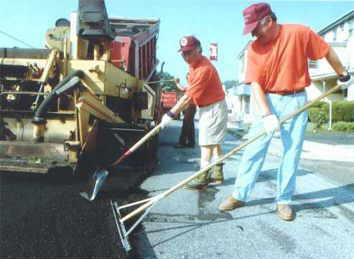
left=130, top=120, right=354, bottom=259
left=1, top=120, right=353, bottom=258
left=0, top=166, right=150, bottom=258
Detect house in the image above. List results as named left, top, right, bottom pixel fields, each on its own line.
left=234, top=9, right=354, bottom=124
left=231, top=41, right=254, bottom=124
left=309, top=9, right=354, bottom=101
left=226, top=83, right=252, bottom=127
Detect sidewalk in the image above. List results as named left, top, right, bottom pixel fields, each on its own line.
left=270, top=135, right=354, bottom=162
left=227, top=122, right=354, bottom=163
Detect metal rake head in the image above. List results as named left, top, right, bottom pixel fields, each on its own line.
left=111, top=200, right=132, bottom=252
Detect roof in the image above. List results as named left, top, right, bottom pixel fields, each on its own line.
left=317, top=9, right=354, bottom=35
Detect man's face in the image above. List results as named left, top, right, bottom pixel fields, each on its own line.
left=251, top=16, right=272, bottom=42
left=181, top=48, right=199, bottom=64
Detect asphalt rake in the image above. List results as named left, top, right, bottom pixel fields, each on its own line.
left=110, top=85, right=341, bottom=253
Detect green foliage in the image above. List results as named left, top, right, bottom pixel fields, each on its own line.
left=332, top=121, right=354, bottom=132
left=159, top=72, right=178, bottom=92
left=309, top=101, right=354, bottom=125
left=332, top=101, right=354, bottom=122
left=309, top=101, right=354, bottom=124
left=308, top=107, right=327, bottom=129
left=223, top=80, right=238, bottom=89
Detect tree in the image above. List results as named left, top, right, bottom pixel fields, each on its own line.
left=223, top=80, right=238, bottom=89
left=159, top=72, right=178, bottom=92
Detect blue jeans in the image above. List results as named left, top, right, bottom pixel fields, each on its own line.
left=232, top=91, right=308, bottom=204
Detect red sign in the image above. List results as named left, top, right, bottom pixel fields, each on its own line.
left=210, top=43, right=218, bottom=61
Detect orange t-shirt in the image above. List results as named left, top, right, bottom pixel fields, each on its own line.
left=185, top=56, right=225, bottom=106
left=245, top=24, right=330, bottom=93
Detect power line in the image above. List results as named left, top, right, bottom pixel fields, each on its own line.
left=0, top=29, right=35, bottom=48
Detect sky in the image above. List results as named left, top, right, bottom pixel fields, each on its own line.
left=1, top=0, right=353, bottom=85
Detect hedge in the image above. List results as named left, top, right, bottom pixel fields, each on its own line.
left=332, top=122, right=354, bottom=132
left=308, top=101, right=354, bottom=128
left=310, top=101, right=326, bottom=109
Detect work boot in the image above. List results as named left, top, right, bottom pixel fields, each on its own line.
left=218, top=196, right=245, bottom=211
left=276, top=204, right=295, bottom=221
left=210, top=163, right=224, bottom=184
left=184, top=169, right=211, bottom=190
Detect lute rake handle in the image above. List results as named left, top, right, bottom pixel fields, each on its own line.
left=120, top=84, right=341, bottom=222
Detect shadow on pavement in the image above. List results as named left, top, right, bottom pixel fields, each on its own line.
left=293, top=183, right=354, bottom=217
left=238, top=183, right=354, bottom=221
left=222, top=168, right=313, bottom=187
left=134, top=210, right=272, bottom=252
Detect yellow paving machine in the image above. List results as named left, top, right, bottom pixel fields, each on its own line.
left=0, top=0, right=161, bottom=182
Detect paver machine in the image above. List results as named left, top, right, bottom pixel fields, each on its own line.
left=0, top=0, right=161, bottom=180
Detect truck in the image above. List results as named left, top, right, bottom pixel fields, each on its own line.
left=160, top=91, right=181, bottom=119
left=0, top=0, right=162, bottom=177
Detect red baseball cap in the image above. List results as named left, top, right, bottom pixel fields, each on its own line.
left=178, top=36, right=200, bottom=52
left=242, top=3, right=271, bottom=35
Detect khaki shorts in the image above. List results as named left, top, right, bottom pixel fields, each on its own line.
left=198, top=99, right=227, bottom=146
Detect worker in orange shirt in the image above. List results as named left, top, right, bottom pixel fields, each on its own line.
left=160, top=36, right=228, bottom=189
left=174, top=76, right=196, bottom=149
left=218, top=2, right=353, bottom=221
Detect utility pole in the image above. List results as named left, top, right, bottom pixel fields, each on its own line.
left=322, top=81, right=332, bottom=131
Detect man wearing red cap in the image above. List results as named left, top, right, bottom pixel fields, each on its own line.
left=160, top=36, right=228, bottom=189
left=219, top=2, right=353, bottom=221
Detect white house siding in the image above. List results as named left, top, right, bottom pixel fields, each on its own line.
left=308, top=11, right=354, bottom=101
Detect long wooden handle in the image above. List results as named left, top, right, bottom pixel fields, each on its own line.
left=120, top=131, right=264, bottom=222
left=121, top=85, right=341, bottom=222
left=110, top=124, right=162, bottom=167
left=279, top=85, right=340, bottom=124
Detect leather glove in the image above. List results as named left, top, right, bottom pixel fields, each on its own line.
left=262, top=114, right=280, bottom=135
left=337, top=72, right=353, bottom=90
left=160, top=111, right=175, bottom=129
